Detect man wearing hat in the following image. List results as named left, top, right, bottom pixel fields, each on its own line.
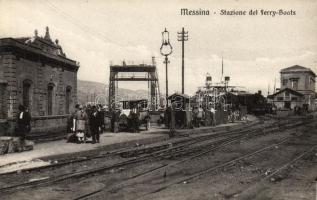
left=15, top=105, right=32, bottom=146
left=89, top=105, right=102, bottom=143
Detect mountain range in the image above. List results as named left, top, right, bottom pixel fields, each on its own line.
left=77, top=80, right=149, bottom=105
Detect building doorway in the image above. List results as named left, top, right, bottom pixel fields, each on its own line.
left=284, top=101, right=291, bottom=109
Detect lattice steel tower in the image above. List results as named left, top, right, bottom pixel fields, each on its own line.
left=108, top=58, right=160, bottom=110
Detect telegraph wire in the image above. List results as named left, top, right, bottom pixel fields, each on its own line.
left=42, top=0, right=138, bottom=54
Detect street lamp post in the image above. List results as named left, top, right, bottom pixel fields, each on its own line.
left=160, top=28, right=173, bottom=108
left=164, top=56, right=169, bottom=106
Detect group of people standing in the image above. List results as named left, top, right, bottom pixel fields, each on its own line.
left=14, top=103, right=104, bottom=146
left=110, top=107, right=146, bottom=133
left=69, top=104, right=104, bottom=144
left=192, top=106, right=216, bottom=127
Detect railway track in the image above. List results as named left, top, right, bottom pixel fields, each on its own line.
left=83, top=122, right=317, bottom=200
left=72, top=119, right=315, bottom=200
left=0, top=118, right=267, bottom=176
left=119, top=117, right=304, bottom=159
left=132, top=142, right=317, bottom=200
left=0, top=120, right=259, bottom=176
left=0, top=117, right=313, bottom=196
left=0, top=117, right=299, bottom=177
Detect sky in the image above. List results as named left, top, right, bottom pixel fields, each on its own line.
left=1, top=0, right=317, bottom=96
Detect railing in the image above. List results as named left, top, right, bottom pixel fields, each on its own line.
left=110, top=60, right=155, bottom=66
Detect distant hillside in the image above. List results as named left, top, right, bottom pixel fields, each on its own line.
left=77, top=80, right=149, bottom=105
left=77, top=80, right=107, bottom=105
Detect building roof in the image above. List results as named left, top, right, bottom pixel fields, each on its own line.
left=280, top=65, right=316, bottom=77
left=14, top=37, right=30, bottom=43
left=267, top=88, right=304, bottom=99
left=0, top=27, right=79, bottom=71
left=0, top=37, right=79, bottom=71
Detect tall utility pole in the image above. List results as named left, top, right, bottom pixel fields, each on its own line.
left=177, top=27, right=188, bottom=94
left=221, top=55, right=224, bottom=82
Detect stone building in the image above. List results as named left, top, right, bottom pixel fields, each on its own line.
left=0, top=27, right=79, bottom=136
left=268, top=65, right=316, bottom=111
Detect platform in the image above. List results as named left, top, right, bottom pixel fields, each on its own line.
left=0, top=117, right=257, bottom=174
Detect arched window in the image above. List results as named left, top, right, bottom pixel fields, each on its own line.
left=0, top=83, right=7, bottom=119
left=65, top=86, right=72, bottom=114
left=47, top=83, right=54, bottom=115
left=23, top=79, right=32, bottom=108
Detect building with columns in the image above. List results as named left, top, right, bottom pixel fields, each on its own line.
left=0, top=27, right=79, bottom=136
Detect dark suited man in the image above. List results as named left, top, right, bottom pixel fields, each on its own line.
left=15, top=105, right=32, bottom=145
left=89, top=106, right=102, bottom=143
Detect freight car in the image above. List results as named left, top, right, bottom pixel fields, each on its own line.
left=236, top=91, right=272, bottom=115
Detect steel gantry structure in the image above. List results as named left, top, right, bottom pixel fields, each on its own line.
left=108, top=59, right=160, bottom=110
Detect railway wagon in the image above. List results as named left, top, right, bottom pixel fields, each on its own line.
left=118, top=99, right=150, bottom=131
left=236, top=91, right=272, bottom=115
